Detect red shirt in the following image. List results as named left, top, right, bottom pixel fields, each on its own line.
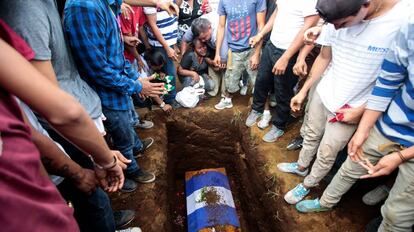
left=120, top=6, right=146, bottom=63
left=0, top=20, right=79, bottom=232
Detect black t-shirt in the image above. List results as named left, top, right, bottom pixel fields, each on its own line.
left=180, top=51, right=208, bottom=75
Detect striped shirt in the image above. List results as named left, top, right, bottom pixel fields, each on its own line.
left=367, top=16, right=414, bottom=147
left=144, top=7, right=178, bottom=47
left=315, top=1, right=408, bottom=113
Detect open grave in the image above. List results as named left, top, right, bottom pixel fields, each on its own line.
left=111, top=97, right=381, bottom=232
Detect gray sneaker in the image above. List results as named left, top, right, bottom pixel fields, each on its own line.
left=134, top=120, right=154, bottom=129
left=215, top=98, right=233, bottom=110
left=362, top=185, right=390, bottom=206
left=262, top=125, right=284, bottom=142
left=245, top=110, right=262, bottom=127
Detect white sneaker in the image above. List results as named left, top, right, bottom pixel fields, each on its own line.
left=362, top=185, right=390, bottom=206
left=116, top=227, right=142, bottom=232
left=257, top=111, right=271, bottom=129
left=215, top=98, right=233, bottom=110
left=240, top=85, right=248, bottom=95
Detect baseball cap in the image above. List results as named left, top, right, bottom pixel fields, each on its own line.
left=316, top=0, right=368, bottom=22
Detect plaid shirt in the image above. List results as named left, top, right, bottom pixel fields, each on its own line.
left=64, top=0, right=141, bottom=110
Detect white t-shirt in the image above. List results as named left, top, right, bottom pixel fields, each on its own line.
left=270, top=0, right=318, bottom=49
left=316, top=1, right=409, bottom=113
left=144, top=7, right=178, bottom=47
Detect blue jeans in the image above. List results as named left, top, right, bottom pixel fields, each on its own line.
left=152, top=46, right=177, bottom=104
left=58, top=181, right=115, bottom=232
left=102, top=107, right=143, bottom=174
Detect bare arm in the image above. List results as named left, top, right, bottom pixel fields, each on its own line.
left=298, top=46, right=331, bottom=95
left=290, top=45, right=331, bottom=112
left=139, top=26, right=151, bottom=50
left=146, top=13, right=178, bottom=61
left=249, top=11, right=266, bottom=70
left=25, top=116, right=98, bottom=194
left=249, top=8, right=278, bottom=47
left=213, top=15, right=226, bottom=67
left=125, top=0, right=179, bottom=15
left=30, top=60, right=59, bottom=86
left=0, top=39, right=124, bottom=191
left=293, top=44, right=315, bottom=77
left=280, top=15, right=319, bottom=61
left=177, top=65, right=199, bottom=80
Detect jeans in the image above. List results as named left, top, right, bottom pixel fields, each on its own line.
left=152, top=46, right=177, bottom=104
left=252, top=42, right=298, bottom=130
left=180, top=73, right=215, bottom=91
left=102, top=107, right=143, bottom=174
left=47, top=129, right=115, bottom=232
left=58, top=181, right=115, bottom=232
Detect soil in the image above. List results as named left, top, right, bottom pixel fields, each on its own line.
left=110, top=94, right=382, bottom=232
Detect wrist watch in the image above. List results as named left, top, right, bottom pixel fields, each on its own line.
left=160, top=102, right=166, bottom=109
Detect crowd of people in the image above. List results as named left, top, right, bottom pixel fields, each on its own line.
left=0, top=0, right=413, bottom=231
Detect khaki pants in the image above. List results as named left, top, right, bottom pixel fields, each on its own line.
left=297, top=92, right=357, bottom=187
left=320, top=126, right=414, bottom=231
left=207, top=66, right=225, bottom=97
left=224, top=49, right=257, bottom=94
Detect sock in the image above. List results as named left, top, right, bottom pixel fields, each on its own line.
left=263, top=110, right=270, bottom=115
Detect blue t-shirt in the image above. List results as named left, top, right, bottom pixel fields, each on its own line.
left=218, top=0, right=266, bottom=52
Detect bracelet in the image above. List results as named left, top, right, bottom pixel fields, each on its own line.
left=160, top=102, right=166, bottom=109
left=90, top=155, right=117, bottom=170
left=397, top=150, right=407, bottom=163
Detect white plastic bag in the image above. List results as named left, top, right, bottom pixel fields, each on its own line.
left=175, top=86, right=205, bottom=108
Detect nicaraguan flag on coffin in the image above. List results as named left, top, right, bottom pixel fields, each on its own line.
left=185, top=168, right=241, bottom=232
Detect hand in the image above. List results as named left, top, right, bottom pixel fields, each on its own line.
left=112, top=150, right=131, bottom=170
left=213, top=55, right=221, bottom=67
left=249, top=34, right=262, bottom=48
left=73, top=168, right=99, bottom=195
left=348, top=129, right=370, bottom=162
left=159, top=1, right=179, bottom=16
left=290, top=92, right=306, bottom=112
left=192, top=72, right=200, bottom=82
left=213, top=55, right=226, bottom=69
left=94, top=160, right=125, bottom=192
left=162, top=104, right=173, bottom=115
left=166, top=46, right=178, bottom=61
left=272, top=56, right=289, bottom=75
left=121, top=3, right=134, bottom=20
left=249, top=54, right=260, bottom=70
left=360, top=153, right=402, bottom=179
left=304, top=26, right=322, bottom=45
left=293, top=59, right=308, bottom=77
left=203, top=2, right=212, bottom=13
left=138, top=77, right=165, bottom=97
left=124, top=36, right=140, bottom=47
left=335, top=106, right=365, bottom=124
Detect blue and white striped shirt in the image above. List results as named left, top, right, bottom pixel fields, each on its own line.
left=367, top=16, right=414, bottom=147
left=144, top=7, right=178, bottom=47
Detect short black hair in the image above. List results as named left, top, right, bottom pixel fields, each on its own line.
left=144, top=50, right=166, bottom=67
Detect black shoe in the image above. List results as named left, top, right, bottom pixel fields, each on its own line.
left=287, top=136, right=303, bottom=151
left=127, top=169, right=156, bottom=184
left=134, top=137, right=154, bottom=158
left=114, top=210, right=135, bottom=229
left=119, top=178, right=138, bottom=193
left=365, top=216, right=382, bottom=232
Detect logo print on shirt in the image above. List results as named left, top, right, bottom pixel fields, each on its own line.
left=367, top=46, right=389, bottom=54
left=228, top=3, right=250, bottom=41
